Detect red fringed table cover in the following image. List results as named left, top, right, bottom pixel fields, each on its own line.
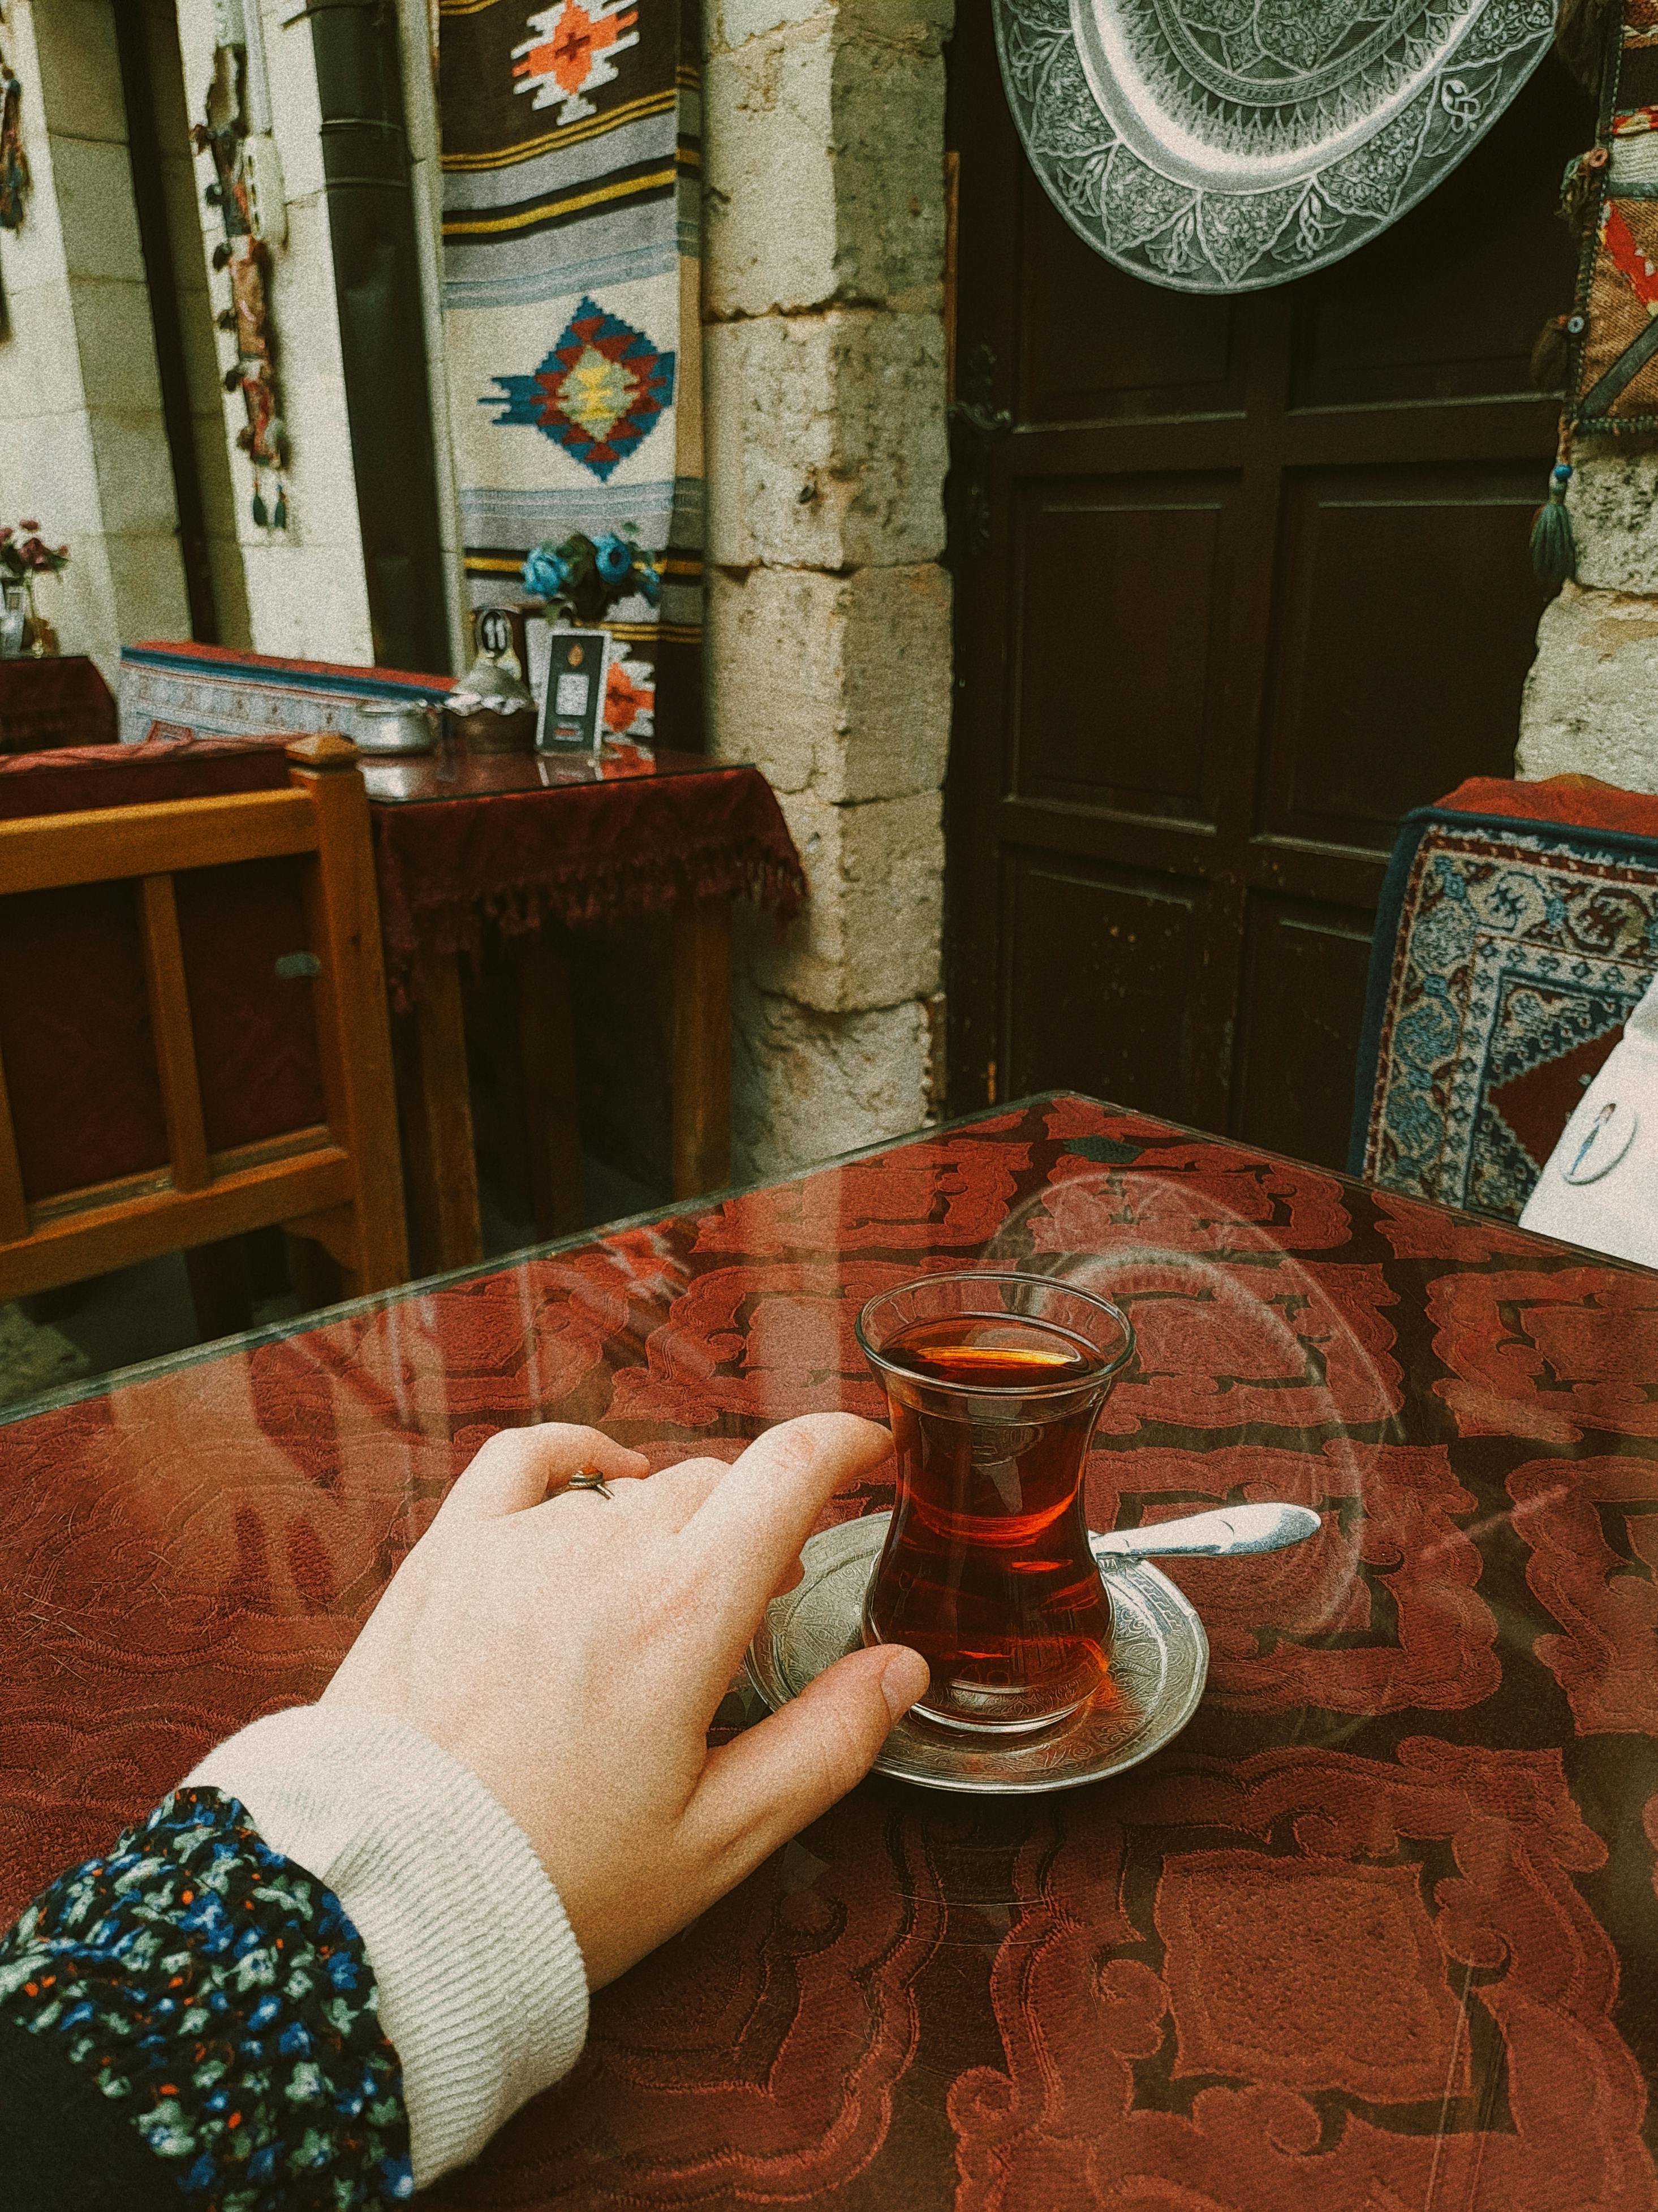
left=362, top=748, right=806, bottom=1010
left=4, top=1094, right=1658, bottom=2210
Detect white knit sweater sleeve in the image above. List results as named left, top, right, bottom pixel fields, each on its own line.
left=187, top=1703, right=589, bottom=2188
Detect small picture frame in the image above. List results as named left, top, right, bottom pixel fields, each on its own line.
left=536, top=627, right=608, bottom=753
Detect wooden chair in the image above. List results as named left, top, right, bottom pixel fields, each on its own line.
left=0, top=734, right=408, bottom=1303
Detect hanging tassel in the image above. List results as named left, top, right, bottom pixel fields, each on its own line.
left=1556, top=0, right=1621, bottom=88
left=272, top=482, right=287, bottom=531
left=251, top=476, right=269, bottom=528
left=1531, top=460, right=1577, bottom=588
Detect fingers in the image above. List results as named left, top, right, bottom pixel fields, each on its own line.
left=681, top=1414, right=894, bottom=1625
left=623, top=1456, right=731, bottom=1533
left=438, top=1425, right=650, bottom=1523
left=686, top=1642, right=929, bottom=1878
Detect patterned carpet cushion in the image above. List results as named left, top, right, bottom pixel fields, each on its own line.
left=117, top=640, right=450, bottom=746
left=1350, top=778, right=1658, bottom=1221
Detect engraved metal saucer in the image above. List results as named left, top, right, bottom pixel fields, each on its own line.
left=745, top=1512, right=1208, bottom=1796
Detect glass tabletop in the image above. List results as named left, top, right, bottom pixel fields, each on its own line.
left=4, top=1094, right=1656, bottom=2208
left=359, top=743, right=737, bottom=805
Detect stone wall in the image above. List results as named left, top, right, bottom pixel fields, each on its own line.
left=1518, top=453, right=1658, bottom=789
left=701, top=0, right=954, bottom=1181
left=0, top=0, right=193, bottom=677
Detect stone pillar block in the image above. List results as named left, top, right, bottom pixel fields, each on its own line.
left=708, top=559, right=951, bottom=799
left=704, top=15, right=945, bottom=318
left=1517, top=581, right=1658, bottom=791
left=701, top=0, right=953, bottom=1176
left=748, top=786, right=944, bottom=1012
left=708, top=0, right=953, bottom=51
left=730, top=979, right=931, bottom=1181
left=705, top=308, right=947, bottom=570
left=1565, top=449, right=1658, bottom=596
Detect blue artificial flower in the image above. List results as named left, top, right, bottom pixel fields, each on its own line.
left=522, top=544, right=568, bottom=600
left=593, top=531, right=632, bottom=583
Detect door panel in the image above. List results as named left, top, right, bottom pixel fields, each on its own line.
left=1013, top=480, right=1234, bottom=821
left=1262, top=464, right=1552, bottom=851
left=1231, top=897, right=1378, bottom=1167
left=948, top=21, right=1589, bottom=1170
left=1001, top=856, right=1207, bottom=1117
left=1294, top=74, right=1588, bottom=408
left=1023, top=216, right=1241, bottom=420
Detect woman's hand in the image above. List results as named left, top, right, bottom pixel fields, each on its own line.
left=322, top=1414, right=928, bottom=1987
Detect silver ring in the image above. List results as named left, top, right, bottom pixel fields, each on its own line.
left=566, top=1468, right=614, bottom=1500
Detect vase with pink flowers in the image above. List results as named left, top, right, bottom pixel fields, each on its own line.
left=0, top=520, right=68, bottom=656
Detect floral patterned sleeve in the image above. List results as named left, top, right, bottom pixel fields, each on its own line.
left=0, top=1786, right=414, bottom=2210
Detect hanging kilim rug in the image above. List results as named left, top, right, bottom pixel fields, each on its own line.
left=1549, top=0, right=1658, bottom=441
left=992, top=0, right=1556, bottom=292
left=1350, top=792, right=1658, bottom=1222
left=439, top=0, right=702, bottom=743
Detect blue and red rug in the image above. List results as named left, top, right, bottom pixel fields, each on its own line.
left=1351, top=777, right=1658, bottom=1220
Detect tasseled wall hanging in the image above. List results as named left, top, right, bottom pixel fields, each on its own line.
left=0, top=44, right=29, bottom=233
left=0, top=36, right=31, bottom=342
left=1534, top=0, right=1658, bottom=584
left=193, top=45, right=289, bottom=533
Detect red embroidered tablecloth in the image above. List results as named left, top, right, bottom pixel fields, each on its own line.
left=3, top=1095, right=1656, bottom=2209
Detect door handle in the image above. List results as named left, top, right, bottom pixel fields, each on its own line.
left=946, top=341, right=1013, bottom=559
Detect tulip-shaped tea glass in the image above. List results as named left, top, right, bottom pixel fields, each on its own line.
left=857, top=1272, right=1135, bottom=1735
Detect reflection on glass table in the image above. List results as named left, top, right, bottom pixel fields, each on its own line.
left=3, top=1092, right=1655, bottom=2210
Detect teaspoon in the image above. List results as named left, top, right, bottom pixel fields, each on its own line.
left=1090, top=1501, right=1320, bottom=1563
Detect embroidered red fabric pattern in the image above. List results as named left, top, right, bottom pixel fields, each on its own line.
left=2, top=1096, right=1656, bottom=2209
left=368, top=763, right=806, bottom=1009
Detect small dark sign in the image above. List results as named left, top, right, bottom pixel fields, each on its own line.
left=536, top=628, right=608, bottom=753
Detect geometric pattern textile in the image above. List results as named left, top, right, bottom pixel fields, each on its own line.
left=485, top=295, right=674, bottom=480
left=439, top=0, right=703, bottom=742
left=1566, top=0, right=1658, bottom=439
left=991, top=0, right=1554, bottom=294
left=1350, top=781, right=1658, bottom=1220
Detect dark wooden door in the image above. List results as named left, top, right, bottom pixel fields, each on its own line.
left=946, top=14, right=1590, bottom=1168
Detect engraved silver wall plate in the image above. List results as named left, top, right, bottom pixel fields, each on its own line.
left=993, top=0, right=1555, bottom=294
left=745, top=1512, right=1209, bottom=1796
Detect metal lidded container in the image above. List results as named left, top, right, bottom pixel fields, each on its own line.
left=352, top=697, right=437, bottom=755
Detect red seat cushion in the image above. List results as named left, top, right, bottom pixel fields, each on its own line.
left=0, top=738, right=330, bottom=1204
left=0, top=657, right=118, bottom=753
